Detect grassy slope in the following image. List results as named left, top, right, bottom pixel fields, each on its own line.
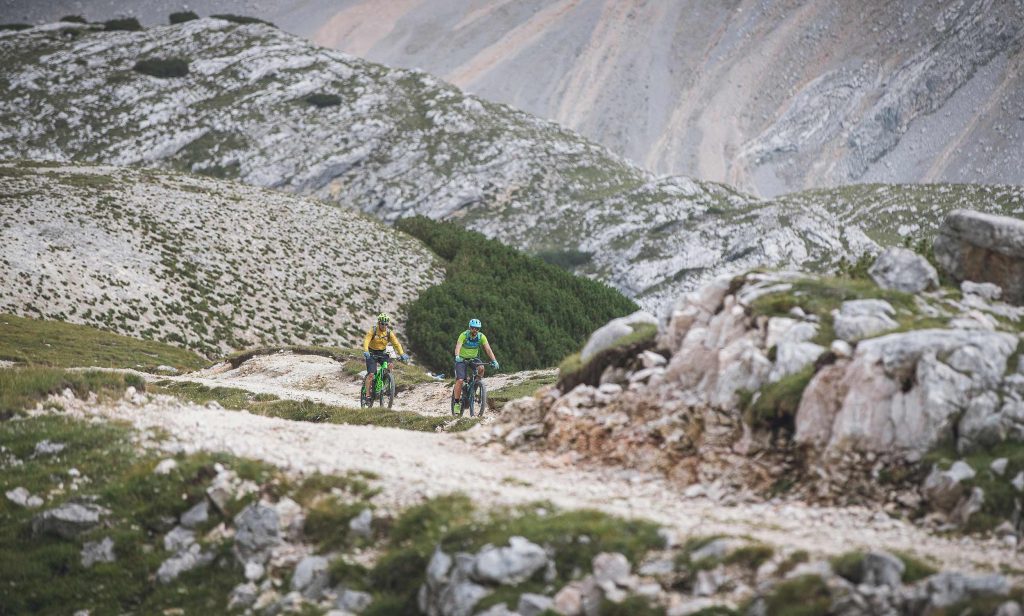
left=0, top=313, right=207, bottom=371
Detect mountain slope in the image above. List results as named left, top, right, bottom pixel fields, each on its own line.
left=301, top=0, right=1024, bottom=196
left=0, top=161, right=443, bottom=355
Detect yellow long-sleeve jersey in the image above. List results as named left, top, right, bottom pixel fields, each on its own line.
left=363, top=325, right=404, bottom=355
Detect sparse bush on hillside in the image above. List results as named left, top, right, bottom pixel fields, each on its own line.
left=210, top=13, right=275, bottom=27
left=535, top=248, right=594, bottom=270
left=0, top=23, right=32, bottom=31
left=103, top=17, right=142, bottom=31
left=59, top=15, right=88, bottom=23
left=169, top=11, right=199, bottom=24
left=396, top=216, right=638, bottom=374
left=133, top=57, right=190, bottom=78
left=304, top=93, right=342, bottom=108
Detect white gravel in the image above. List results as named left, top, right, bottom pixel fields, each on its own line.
left=56, top=388, right=1020, bottom=579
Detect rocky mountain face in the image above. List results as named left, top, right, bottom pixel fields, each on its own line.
left=292, top=0, right=1024, bottom=197
left=5, top=19, right=1024, bottom=312
left=0, top=161, right=443, bottom=355
left=491, top=210, right=1024, bottom=540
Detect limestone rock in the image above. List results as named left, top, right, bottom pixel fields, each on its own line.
left=81, top=536, right=116, bottom=567
left=154, top=459, right=177, bottom=475
left=156, top=543, right=214, bottom=584
left=832, top=299, right=898, bottom=341
left=233, top=502, right=281, bottom=563
left=868, top=247, right=938, bottom=293
left=34, top=440, right=67, bottom=456
left=163, top=526, right=196, bottom=552
left=962, top=280, right=1003, bottom=300
left=31, top=502, right=109, bottom=539
left=228, top=582, right=259, bottom=611
left=292, top=555, right=330, bottom=600
left=934, top=209, right=1024, bottom=304
left=518, top=593, right=554, bottom=616
left=6, top=486, right=43, bottom=508
left=991, top=458, right=1009, bottom=476
left=580, top=311, right=657, bottom=364
left=922, top=462, right=977, bottom=511
left=861, top=551, right=905, bottom=588
left=951, top=487, right=985, bottom=527
left=592, top=552, right=631, bottom=587
left=336, top=588, right=373, bottom=613
left=180, top=500, right=209, bottom=529
left=348, top=508, right=373, bottom=539
left=472, top=536, right=548, bottom=585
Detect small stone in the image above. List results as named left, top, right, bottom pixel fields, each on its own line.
left=830, top=339, right=853, bottom=358
left=996, top=601, right=1023, bottom=616
left=348, top=508, right=373, bottom=539
left=336, top=588, right=373, bottom=613
left=962, top=281, right=1003, bottom=300
left=472, top=536, right=548, bottom=585
left=518, top=593, right=553, bottom=616
left=81, top=536, right=116, bottom=567
left=991, top=458, right=1009, bottom=476
left=6, top=486, right=43, bottom=508
left=163, top=526, right=195, bottom=552
left=245, top=561, right=265, bottom=581
left=156, top=544, right=214, bottom=584
left=292, top=555, right=330, bottom=599
left=640, top=350, right=667, bottom=368
left=553, top=584, right=583, bottom=616
left=34, top=440, right=66, bottom=456
left=180, top=500, right=209, bottom=529
left=1013, top=472, right=1024, bottom=492
left=995, top=521, right=1017, bottom=538
left=228, top=582, right=259, bottom=610
left=31, top=502, right=109, bottom=539
left=154, top=459, right=177, bottom=475
left=683, top=484, right=705, bottom=498
left=593, top=552, right=631, bottom=586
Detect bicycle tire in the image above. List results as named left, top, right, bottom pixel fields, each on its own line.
left=359, top=384, right=369, bottom=408
left=473, top=380, right=487, bottom=417
left=381, top=373, right=395, bottom=409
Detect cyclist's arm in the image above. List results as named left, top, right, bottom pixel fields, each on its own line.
left=362, top=329, right=372, bottom=352
left=483, top=342, right=496, bottom=362
left=389, top=331, right=405, bottom=356
left=454, top=331, right=466, bottom=358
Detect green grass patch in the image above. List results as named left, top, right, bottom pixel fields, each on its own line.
left=599, top=595, right=666, bottom=615
left=557, top=322, right=657, bottom=388
left=0, top=415, right=275, bottom=614
left=305, top=93, right=342, bottom=108
left=0, top=313, right=207, bottom=371
left=832, top=550, right=938, bottom=585
left=924, top=440, right=1024, bottom=532
left=396, top=216, right=638, bottom=374
left=153, top=381, right=478, bottom=432
left=488, top=373, right=558, bottom=410
left=742, top=366, right=815, bottom=434
left=763, top=575, right=832, bottom=616
left=0, top=367, right=144, bottom=419
left=133, top=58, right=190, bottom=78
left=0, top=23, right=33, bottom=31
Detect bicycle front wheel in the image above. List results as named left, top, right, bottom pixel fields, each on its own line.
left=472, top=380, right=487, bottom=417
left=381, top=374, right=395, bottom=409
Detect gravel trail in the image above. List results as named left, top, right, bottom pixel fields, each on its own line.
left=63, top=387, right=1019, bottom=579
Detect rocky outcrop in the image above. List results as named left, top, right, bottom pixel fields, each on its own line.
left=31, top=502, right=109, bottom=539
left=934, top=209, right=1024, bottom=305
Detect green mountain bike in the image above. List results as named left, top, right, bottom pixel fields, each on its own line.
left=452, top=358, right=487, bottom=418
left=361, top=355, right=397, bottom=409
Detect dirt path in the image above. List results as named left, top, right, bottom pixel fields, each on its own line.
left=149, top=352, right=553, bottom=419
left=75, top=352, right=1018, bottom=576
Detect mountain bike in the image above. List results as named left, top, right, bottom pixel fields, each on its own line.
left=361, top=353, right=398, bottom=409
left=452, top=358, right=488, bottom=418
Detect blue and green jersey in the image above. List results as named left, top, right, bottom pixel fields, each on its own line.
left=457, top=330, right=488, bottom=359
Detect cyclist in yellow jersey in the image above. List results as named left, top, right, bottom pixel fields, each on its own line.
left=363, top=313, right=408, bottom=403
left=452, top=318, right=498, bottom=414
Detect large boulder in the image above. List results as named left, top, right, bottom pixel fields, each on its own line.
left=868, top=247, right=938, bottom=293
left=933, top=209, right=1024, bottom=304
left=922, top=461, right=977, bottom=511
left=292, top=555, right=330, bottom=600
left=580, top=311, right=656, bottom=364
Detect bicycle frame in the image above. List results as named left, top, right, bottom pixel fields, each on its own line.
left=374, top=360, right=389, bottom=393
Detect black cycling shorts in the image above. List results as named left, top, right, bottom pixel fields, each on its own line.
left=365, top=351, right=391, bottom=375
left=454, top=358, right=484, bottom=380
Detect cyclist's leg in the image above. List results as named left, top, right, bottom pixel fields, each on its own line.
left=364, top=355, right=378, bottom=397
left=453, top=360, right=466, bottom=400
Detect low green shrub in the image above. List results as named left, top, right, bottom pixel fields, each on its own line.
left=398, top=216, right=638, bottom=374
left=535, top=249, right=594, bottom=270
left=0, top=23, right=32, bottom=31
left=743, top=366, right=815, bottom=434
left=763, top=575, right=832, bottom=616
left=210, top=14, right=275, bottom=27
left=304, top=93, right=342, bottom=107
left=133, top=57, right=190, bottom=78
left=169, top=11, right=199, bottom=24
left=103, top=17, right=142, bottom=31
left=59, top=15, right=88, bottom=23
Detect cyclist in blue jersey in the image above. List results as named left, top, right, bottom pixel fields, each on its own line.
left=452, top=318, right=498, bottom=415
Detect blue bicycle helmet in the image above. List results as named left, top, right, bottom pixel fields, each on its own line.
left=468, top=318, right=482, bottom=328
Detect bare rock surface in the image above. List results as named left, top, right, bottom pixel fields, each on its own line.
left=935, top=209, right=1024, bottom=304
left=868, top=247, right=938, bottom=293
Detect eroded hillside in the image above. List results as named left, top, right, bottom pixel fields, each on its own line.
left=0, top=161, right=443, bottom=355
